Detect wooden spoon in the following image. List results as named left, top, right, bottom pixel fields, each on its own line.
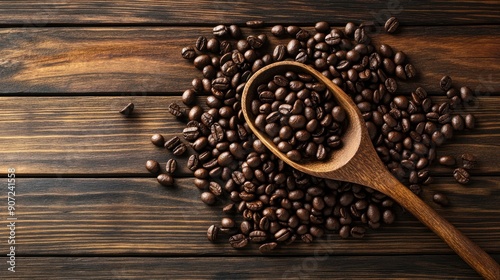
left=242, top=61, right=500, bottom=279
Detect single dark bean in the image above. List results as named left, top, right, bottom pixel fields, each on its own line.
left=439, top=156, right=456, bottom=167
left=207, top=225, right=219, bottom=242
left=164, top=136, right=181, bottom=150
left=146, top=160, right=160, bottom=174
left=433, top=193, right=450, bottom=206
left=384, top=17, right=399, bottom=33
left=454, top=168, right=470, bottom=184
left=201, top=192, right=216, bottom=205
left=173, top=143, right=187, bottom=156
left=440, top=76, right=452, bottom=91
left=461, top=153, right=477, bottom=169
left=165, top=159, right=177, bottom=174
left=229, top=234, right=248, bottom=248
left=119, top=103, right=134, bottom=116
left=259, top=242, right=278, bottom=253
left=157, top=173, right=174, bottom=186
left=151, top=134, right=165, bottom=147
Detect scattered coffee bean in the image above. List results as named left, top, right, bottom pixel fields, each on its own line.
left=201, top=192, right=216, bottom=205
left=438, top=155, right=456, bottom=167
left=229, top=234, right=248, bottom=248
left=384, top=17, right=399, bottom=33
left=440, top=75, right=452, bottom=91
left=454, top=167, right=470, bottom=184
left=246, top=20, right=264, bottom=28
left=172, top=143, right=187, bottom=156
left=157, top=173, right=174, bottom=186
left=433, top=193, right=449, bottom=207
left=165, top=159, right=177, bottom=174
left=145, top=159, right=160, bottom=174
left=461, top=153, right=477, bottom=169
left=151, top=134, right=165, bottom=147
left=119, top=103, right=134, bottom=116
left=207, top=225, right=219, bottom=242
left=259, top=242, right=278, bottom=253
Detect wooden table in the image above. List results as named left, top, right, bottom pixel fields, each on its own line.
left=1, top=1, right=499, bottom=279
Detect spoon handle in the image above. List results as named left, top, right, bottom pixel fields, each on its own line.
left=377, top=175, right=500, bottom=280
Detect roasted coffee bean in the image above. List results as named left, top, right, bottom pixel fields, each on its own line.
left=259, top=242, right=278, bottom=253
left=384, top=17, right=399, bottom=33
left=164, top=136, right=181, bottom=150
left=165, top=159, right=177, bottom=174
left=350, top=226, right=366, bottom=238
left=209, top=182, right=223, bottom=196
left=187, top=155, right=199, bottom=171
left=119, top=103, right=134, bottom=116
left=173, top=143, right=187, bottom=156
left=439, top=156, right=456, bottom=166
left=151, top=134, right=165, bottom=147
left=183, top=126, right=200, bottom=141
left=464, top=114, right=475, bottom=129
left=249, top=230, right=268, bottom=242
left=168, top=102, right=185, bottom=118
left=157, top=173, right=174, bottom=186
left=229, top=234, right=249, bottom=248
left=246, top=20, right=264, bottom=28
left=271, top=25, right=286, bottom=37
left=213, top=25, right=228, bottom=37
left=145, top=159, right=160, bottom=174
left=454, top=168, right=470, bottom=184
left=201, top=192, right=216, bottom=205
left=461, top=153, right=477, bottom=169
left=181, top=46, right=196, bottom=60
left=433, top=193, right=449, bottom=207
left=207, top=225, right=219, bottom=242
left=440, top=75, right=452, bottom=91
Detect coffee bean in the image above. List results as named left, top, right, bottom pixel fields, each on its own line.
left=164, top=136, right=181, bottom=150
left=453, top=168, right=470, bottom=184
left=271, top=25, right=286, bottom=37
left=440, top=75, right=452, bottom=91
left=259, top=242, right=278, bottom=253
left=433, top=193, right=449, bottom=206
left=384, top=17, right=399, bottom=33
left=157, top=173, right=174, bottom=186
left=246, top=20, right=264, bottom=28
left=145, top=160, right=160, bottom=174
left=119, top=103, right=134, bottom=116
left=350, top=226, right=366, bottom=238
left=439, top=156, right=456, bottom=166
left=201, top=192, right=216, bottom=205
left=461, top=153, right=477, bottom=169
left=464, top=114, right=475, bottom=129
left=213, top=25, right=228, bottom=37
left=229, top=234, right=248, bottom=248
left=165, top=159, right=177, bottom=174
left=207, top=225, right=219, bottom=242
left=151, top=134, right=165, bottom=147
left=168, top=102, right=185, bottom=118
left=173, top=143, right=187, bottom=156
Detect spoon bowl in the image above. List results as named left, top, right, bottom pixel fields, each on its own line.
left=242, top=61, right=500, bottom=279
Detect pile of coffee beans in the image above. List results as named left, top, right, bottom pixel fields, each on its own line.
left=252, top=71, right=347, bottom=162
left=145, top=19, right=477, bottom=252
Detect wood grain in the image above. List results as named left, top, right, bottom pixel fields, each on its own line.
left=0, top=0, right=499, bottom=26
left=0, top=26, right=499, bottom=94
left=13, top=177, right=500, bottom=256
left=10, top=255, right=500, bottom=279
left=0, top=96, right=497, bottom=176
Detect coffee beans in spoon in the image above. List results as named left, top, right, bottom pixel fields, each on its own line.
left=252, top=71, right=347, bottom=162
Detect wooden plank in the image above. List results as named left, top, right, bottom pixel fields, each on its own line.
left=9, top=255, right=499, bottom=279
left=11, top=177, right=500, bottom=255
left=0, top=26, right=499, bottom=94
left=0, top=96, right=498, bottom=176
left=0, top=0, right=499, bottom=26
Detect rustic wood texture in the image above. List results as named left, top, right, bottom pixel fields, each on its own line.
left=9, top=255, right=500, bottom=279
left=1, top=0, right=499, bottom=278
left=0, top=96, right=497, bottom=176
left=0, top=26, right=499, bottom=94
left=0, top=0, right=498, bottom=25
left=14, top=177, right=500, bottom=255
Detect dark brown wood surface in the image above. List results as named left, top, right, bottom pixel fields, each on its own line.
left=1, top=1, right=499, bottom=279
